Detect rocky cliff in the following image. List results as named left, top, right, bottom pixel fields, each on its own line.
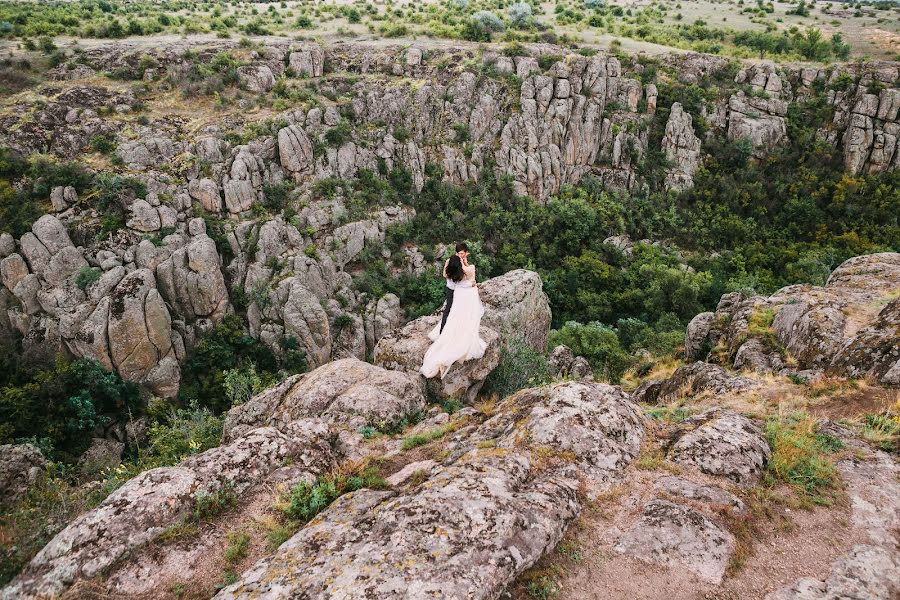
left=1, top=41, right=897, bottom=404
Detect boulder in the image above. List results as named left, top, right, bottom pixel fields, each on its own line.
left=188, top=178, right=222, bottom=213
left=614, top=499, right=735, bottom=584
left=223, top=358, right=427, bottom=441
left=237, top=65, right=275, bottom=93
left=77, top=437, right=124, bottom=474
left=214, top=382, right=645, bottom=600
left=288, top=44, right=325, bottom=77
left=684, top=311, right=715, bottom=360
left=766, top=545, right=899, bottom=600
left=155, top=233, right=230, bottom=324
left=667, top=409, right=771, bottom=485
left=107, top=269, right=179, bottom=395
left=278, top=125, right=314, bottom=174
left=374, top=315, right=501, bottom=403
left=653, top=475, right=747, bottom=515
left=0, top=443, right=46, bottom=506
left=548, top=344, right=592, bottom=380
left=476, top=269, right=552, bottom=351
left=632, top=361, right=761, bottom=405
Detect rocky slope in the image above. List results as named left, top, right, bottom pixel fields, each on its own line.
left=3, top=253, right=898, bottom=599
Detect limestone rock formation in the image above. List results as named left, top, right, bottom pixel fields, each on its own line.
left=374, top=315, right=502, bottom=403
left=3, top=420, right=336, bottom=599
left=690, top=252, right=900, bottom=385
left=477, top=269, right=552, bottom=351
left=661, top=102, right=702, bottom=190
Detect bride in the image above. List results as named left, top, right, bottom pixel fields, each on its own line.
left=420, top=253, right=487, bottom=379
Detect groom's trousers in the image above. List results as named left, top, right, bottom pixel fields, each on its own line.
left=440, top=286, right=454, bottom=333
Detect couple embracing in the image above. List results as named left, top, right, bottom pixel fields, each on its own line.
left=420, top=243, right=488, bottom=380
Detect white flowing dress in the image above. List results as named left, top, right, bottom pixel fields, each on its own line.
left=420, top=265, right=487, bottom=379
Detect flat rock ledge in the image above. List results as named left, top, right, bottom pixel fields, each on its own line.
left=214, top=381, right=645, bottom=599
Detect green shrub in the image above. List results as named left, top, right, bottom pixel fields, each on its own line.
left=483, top=336, right=551, bottom=399
left=89, top=134, right=116, bottom=155
left=862, top=413, right=899, bottom=453
left=0, top=358, right=139, bottom=462
left=549, top=322, right=631, bottom=383
left=178, top=314, right=285, bottom=414
left=282, top=466, right=386, bottom=523
left=324, top=121, right=352, bottom=146
left=74, top=267, right=101, bottom=290
left=194, top=482, right=236, bottom=521
left=537, top=54, right=562, bottom=70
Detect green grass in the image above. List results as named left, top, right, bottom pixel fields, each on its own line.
left=193, top=482, right=236, bottom=521
left=401, top=427, right=447, bottom=450
left=862, top=413, right=899, bottom=453
left=764, top=414, right=839, bottom=506
left=223, top=530, right=250, bottom=564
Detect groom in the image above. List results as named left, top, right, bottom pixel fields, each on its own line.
left=440, top=242, right=469, bottom=333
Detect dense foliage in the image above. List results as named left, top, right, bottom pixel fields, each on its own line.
left=178, top=313, right=306, bottom=414
left=0, top=358, right=139, bottom=463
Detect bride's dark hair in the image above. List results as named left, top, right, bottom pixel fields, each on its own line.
left=446, top=255, right=464, bottom=282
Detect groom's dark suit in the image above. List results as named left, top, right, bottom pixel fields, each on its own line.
left=440, top=258, right=454, bottom=333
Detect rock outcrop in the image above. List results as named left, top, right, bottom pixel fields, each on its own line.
left=222, top=357, right=427, bottom=441
left=633, top=361, right=762, bottom=405
left=0, top=444, right=46, bottom=506
left=686, top=252, right=900, bottom=386
left=666, top=408, right=771, bottom=485
left=214, top=382, right=645, bottom=599
left=373, top=269, right=550, bottom=402
left=614, top=499, right=735, bottom=584
left=661, top=102, right=702, bottom=190
left=374, top=315, right=502, bottom=402
left=3, top=420, right=336, bottom=599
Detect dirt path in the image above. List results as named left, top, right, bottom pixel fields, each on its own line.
left=509, top=467, right=857, bottom=600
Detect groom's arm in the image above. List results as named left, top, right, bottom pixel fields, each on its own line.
left=442, top=258, right=449, bottom=279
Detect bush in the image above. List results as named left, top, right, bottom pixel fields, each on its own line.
left=178, top=314, right=285, bottom=414
left=0, top=358, right=140, bottom=463
left=507, top=2, right=533, bottom=27
left=282, top=466, right=386, bottom=523
left=483, top=336, right=551, bottom=399
left=74, top=267, right=101, bottom=290
left=89, top=134, right=116, bottom=154
left=549, top=322, right=631, bottom=383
